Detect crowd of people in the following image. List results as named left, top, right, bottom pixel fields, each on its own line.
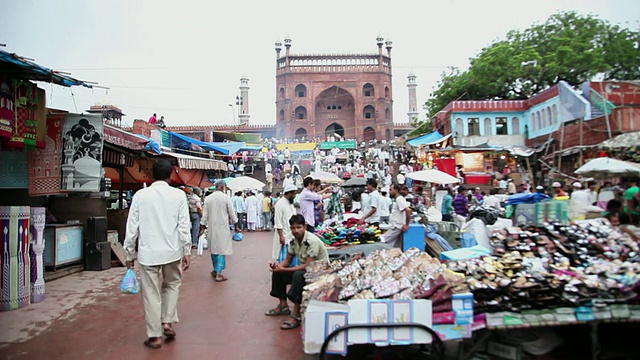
left=121, top=134, right=640, bottom=348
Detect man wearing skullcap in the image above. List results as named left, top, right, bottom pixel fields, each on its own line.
left=200, top=179, right=239, bottom=282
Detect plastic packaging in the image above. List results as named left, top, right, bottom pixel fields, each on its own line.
left=120, top=268, right=140, bottom=294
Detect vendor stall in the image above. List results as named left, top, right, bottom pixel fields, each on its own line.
left=299, top=214, right=640, bottom=358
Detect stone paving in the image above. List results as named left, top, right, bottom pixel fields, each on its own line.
left=0, top=230, right=306, bottom=360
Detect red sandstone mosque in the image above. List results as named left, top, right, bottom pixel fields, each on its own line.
left=141, top=37, right=416, bottom=143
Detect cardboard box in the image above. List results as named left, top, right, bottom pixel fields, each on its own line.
left=348, top=299, right=433, bottom=345
left=303, top=300, right=350, bottom=354
left=452, top=292, right=474, bottom=325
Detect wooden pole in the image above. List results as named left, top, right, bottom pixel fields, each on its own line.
left=526, top=157, right=535, bottom=189
left=557, top=121, right=565, bottom=177
left=118, top=167, right=124, bottom=209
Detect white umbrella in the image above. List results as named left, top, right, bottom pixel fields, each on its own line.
left=406, top=169, right=460, bottom=185
left=307, top=171, right=343, bottom=184
left=227, top=176, right=265, bottom=191
left=575, top=157, right=640, bottom=177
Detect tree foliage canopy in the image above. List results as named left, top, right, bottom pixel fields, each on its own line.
left=423, top=11, right=640, bottom=119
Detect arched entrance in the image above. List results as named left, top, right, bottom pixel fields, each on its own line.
left=385, top=128, right=391, bottom=140
left=325, top=123, right=345, bottom=138
left=363, top=127, right=376, bottom=141
left=315, top=86, right=355, bottom=139
left=295, top=127, right=307, bottom=140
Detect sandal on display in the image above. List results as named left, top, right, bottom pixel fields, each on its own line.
left=265, top=304, right=291, bottom=316
left=281, top=315, right=301, bottom=330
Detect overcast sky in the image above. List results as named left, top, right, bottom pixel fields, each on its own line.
left=2, top=0, right=638, bottom=128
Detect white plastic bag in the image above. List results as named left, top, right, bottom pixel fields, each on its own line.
left=197, top=233, right=208, bottom=256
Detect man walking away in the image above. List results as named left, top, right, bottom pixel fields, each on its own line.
left=231, top=191, right=246, bottom=231
left=383, top=184, right=412, bottom=248
left=200, top=180, right=239, bottom=282
left=378, top=188, right=392, bottom=224
left=187, top=187, right=203, bottom=249
left=265, top=214, right=329, bottom=330
left=245, top=191, right=260, bottom=231
left=263, top=191, right=273, bottom=231
left=441, top=188, right=454, bottom=222
left=123, top=159, right=191, bottom=349
left=452, top=187, right=469, bottom=228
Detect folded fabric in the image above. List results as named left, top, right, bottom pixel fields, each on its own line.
left=439, top=245, right=491, bottom=261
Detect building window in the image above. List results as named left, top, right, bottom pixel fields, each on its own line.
left=483, top=118, right=492, bottom=135
left=496, top=117, right=508, bottom=135
left=468, top=118, right=480, bottom=136
left=512, top=117, right=520, bottom=134
left=363, top=83, right=375, bottom=97
left=295, top=84, right=306, bottom=98
left=298, top=113, right=304, bottom=119
left=363, top=105, right=375, bottom=120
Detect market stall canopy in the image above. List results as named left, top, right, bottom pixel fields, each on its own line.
left=574, top=157, right=640, bottom=178
left=213, top=131, right=262, bottom=144
left=407, top=131, right=451, bottom=147
left=169, top=131, right=244, bottom=155
left=406, top=169, right=461, bottom=185
left=599, top=131, right=640, bottom=150
left=341, top=177, right=367, bottom=188
left=319, top=140, right=357, bottom=150
left=275, top=143, right=316, bottom=152
left=0, top=49, right=94, bottom=88
left=239, top=145, right=263, bottom=151
left=227, top=176, right=265, bottom=191
left=162, top=151, right=227, bottom=170
left=502, top=146, right=535, bottom=157
left=307, top=171, right=343, bottom=184
left=103, top=124, right=149, bottom=151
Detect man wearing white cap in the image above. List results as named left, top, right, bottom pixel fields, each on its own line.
left=552, top=182, right=567, bottom=198
left=245, top=190, right=260, bottom=232
left=271, top=185, right=298, bottom=260
left=201, top=180, right=239, bottom=282
left=569, top=181, right=591, bottom=221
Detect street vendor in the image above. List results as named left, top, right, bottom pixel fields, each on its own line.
left=383, top=184, right=412, bottom=248
left=265, top=214, right=329, bottom=330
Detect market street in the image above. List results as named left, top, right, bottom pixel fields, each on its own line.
left=0, top=231, right=307, bottom=360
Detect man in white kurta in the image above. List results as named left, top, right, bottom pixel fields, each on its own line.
left=124, top=159, right=191, bottom=349
left=201, top=180, right=238, bottom=282
left=256, top=191, right=265, bottom=230
left=271, top=185, right=298, bottom=260
left=245, top=191, right=260, bottom=231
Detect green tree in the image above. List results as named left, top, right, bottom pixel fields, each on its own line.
left=423, top=11, right=640, bottom=119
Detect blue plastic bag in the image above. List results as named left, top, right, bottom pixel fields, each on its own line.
left=278, top=244, right=300, bottom=267
left=120, top=268, right=140, bottom=294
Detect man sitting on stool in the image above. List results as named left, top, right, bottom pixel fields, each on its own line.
left=265, top=214, right=329, bottom=330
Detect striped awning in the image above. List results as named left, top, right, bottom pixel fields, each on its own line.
left=163, top=151, right=226, bottom=170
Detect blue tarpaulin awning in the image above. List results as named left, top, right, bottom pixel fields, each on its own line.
left=407, top=130, right=451, bottom=147
left=133, top=134, right=162, bottom=154
left=169, top=132, right=244, bottom=155
left=0, top=50, right=93, bottom=88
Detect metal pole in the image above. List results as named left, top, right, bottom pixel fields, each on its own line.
left=228, top=104, right=235, bottom=133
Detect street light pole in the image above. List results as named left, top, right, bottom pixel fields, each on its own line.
left=228, top=104, right=236, bottom=133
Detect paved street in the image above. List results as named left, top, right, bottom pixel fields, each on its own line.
left=0, top=230, right=306, bottom=360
